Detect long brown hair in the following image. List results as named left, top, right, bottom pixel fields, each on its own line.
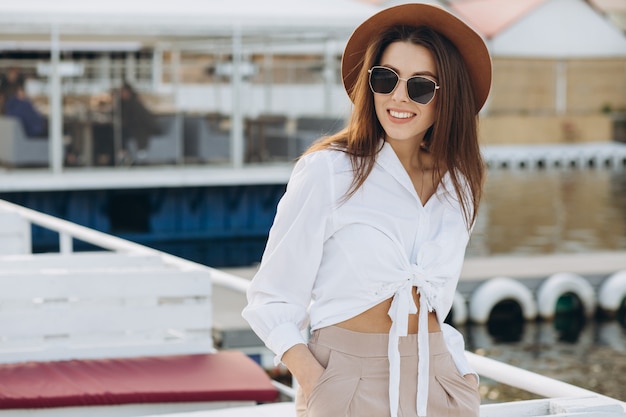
left=306, top=25, right=485, bottom=229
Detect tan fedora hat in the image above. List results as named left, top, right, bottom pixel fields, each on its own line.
left=342, top=3, right=492, bottom=112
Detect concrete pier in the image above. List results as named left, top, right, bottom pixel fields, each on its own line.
left=460, top=251, right=626, bottom=281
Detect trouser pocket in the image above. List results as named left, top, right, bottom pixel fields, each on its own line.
left=430, top=352, right=480, bottom=417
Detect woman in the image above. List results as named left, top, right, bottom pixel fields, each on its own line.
left=243, top=4, right=492, bottom=417
left=119, top=82, right=160, bottom=163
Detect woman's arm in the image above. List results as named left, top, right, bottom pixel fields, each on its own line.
left=242, top=151, right=335, bottom=364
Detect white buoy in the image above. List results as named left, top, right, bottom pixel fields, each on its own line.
left=536, top=272, right=596, bottom=319
left=598, top=270, right=626, bottom=316
left=469, top=277, right=537, bottom=324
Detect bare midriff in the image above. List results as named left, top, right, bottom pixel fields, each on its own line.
left=335, top=286, right=440, bottom=334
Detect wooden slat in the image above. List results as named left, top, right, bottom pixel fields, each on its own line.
left=0, top=252, right=166, bottom=271
left=0, top=270, right=211, bottom=299
left=0, top=303, right=212, bottom=337
left=0, top=340, right=215, bottom=363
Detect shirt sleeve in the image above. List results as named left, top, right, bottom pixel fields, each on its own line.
left=433, top=184, right=476, bottom=377
left=242, top=151, right=334, bottom=364
left=441, top=323, right=478, bottom=379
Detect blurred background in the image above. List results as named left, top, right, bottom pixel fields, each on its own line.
left=0, top=0, right=624, bottom=262
left=0, top=0, right=626, bottom=403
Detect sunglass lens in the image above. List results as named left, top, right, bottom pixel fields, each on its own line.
left=407, top=77, right=436, bottom=104
left=370, top=67, right=398, bottom=94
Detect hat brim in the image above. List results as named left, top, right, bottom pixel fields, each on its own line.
left=341, top=3, right=492, bottom=112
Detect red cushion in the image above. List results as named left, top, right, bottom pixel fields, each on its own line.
left=0, top=351, right=278, bottom=409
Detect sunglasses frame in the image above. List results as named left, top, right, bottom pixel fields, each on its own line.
left=368, top=66, right=440, bottom=105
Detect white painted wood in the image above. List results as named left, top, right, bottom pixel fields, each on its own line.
left=0, top=401, right=257, bottom=417
left=0, top=269, right=211, bottom=299
left=554, top=396, right=626, bottom=415
left=0, top=307, right=213, bottom=361
left=0, top=201, right=218, bottom=366
left=0, top=257, right=214, bottom=362
left=140, top=402, right=296, bottom=417
left=481, top=396, right=626, bottom=417
left=0, top=252, right=166, bottom=271
left=133, top=396, right=626, bottom=417
left=481, top=398, right=551, bottom=417
left=0, top=340, right=215, bottom=364
left=0, top=210, right=30, bottom=255
left=0, top=304, right=212, bottom=337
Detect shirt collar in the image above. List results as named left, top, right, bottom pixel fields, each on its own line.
left=375, top=140, right=451, bottom=206
left=376, top=140, right=420, bottom=202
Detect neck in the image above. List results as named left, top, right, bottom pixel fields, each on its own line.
left=387, top=139, right=434, bottom=174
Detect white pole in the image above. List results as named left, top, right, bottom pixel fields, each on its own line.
left=171, top=48, right=181, bottom=91
left=323, top=39, right=336, bottom=116
left=49, top=24, right=63, bottom=174
left=97, top=54, right=112, bottom=92
left=263, top=49, right=273, bottom=113
left=555, top=60, right=567, bottom=116
left=231, top=24, right=244, bottom=168
left=59, top=232, right=73, bottom=254
left=125, top=52, right=136, bottom=84
left=152, top=46, right=163, bottom=93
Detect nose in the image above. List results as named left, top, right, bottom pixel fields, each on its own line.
left=391, top=78, right=410, bottom=102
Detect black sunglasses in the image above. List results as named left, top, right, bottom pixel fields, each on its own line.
left=368, top=66, right=440, bottom=105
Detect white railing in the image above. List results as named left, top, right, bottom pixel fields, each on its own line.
left=0, top=199, right=251, bottom=292
left=0, top=198, right=624, bottom=411
left=467, top=352, right=625, bottom=409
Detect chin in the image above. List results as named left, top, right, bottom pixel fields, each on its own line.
left=385, top=132, right=424, bottom=144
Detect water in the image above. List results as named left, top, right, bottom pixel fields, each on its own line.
left=468, top=168, right=626, bottom=257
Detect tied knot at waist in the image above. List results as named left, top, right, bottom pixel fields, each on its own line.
left=386, top=263, right=448, bottom=417
left=409, top=263, right=447, bottom=313
left=383, top=263, right=447, bottom=327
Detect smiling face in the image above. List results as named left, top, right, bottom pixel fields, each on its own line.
left=373, top=41, right=438, bottom=148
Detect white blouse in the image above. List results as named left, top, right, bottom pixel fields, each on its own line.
left=242, top=141, right=476, bottom=417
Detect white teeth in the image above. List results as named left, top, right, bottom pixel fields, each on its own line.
left=389, top=110, right=414, bottom=119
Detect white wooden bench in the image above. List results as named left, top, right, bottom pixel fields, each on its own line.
left=0, top=251, right=278, bottom=417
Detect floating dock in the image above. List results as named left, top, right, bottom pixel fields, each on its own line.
left=482, top=142, right=626, bottom=169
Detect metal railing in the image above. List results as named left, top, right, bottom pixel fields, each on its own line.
left=0, top=198, right=624, bottom=410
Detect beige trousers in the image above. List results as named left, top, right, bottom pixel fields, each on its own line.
left=295, top=326, right=480, bottom=417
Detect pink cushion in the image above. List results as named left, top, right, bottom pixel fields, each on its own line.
left=0, top=351, right=278, bottom=409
